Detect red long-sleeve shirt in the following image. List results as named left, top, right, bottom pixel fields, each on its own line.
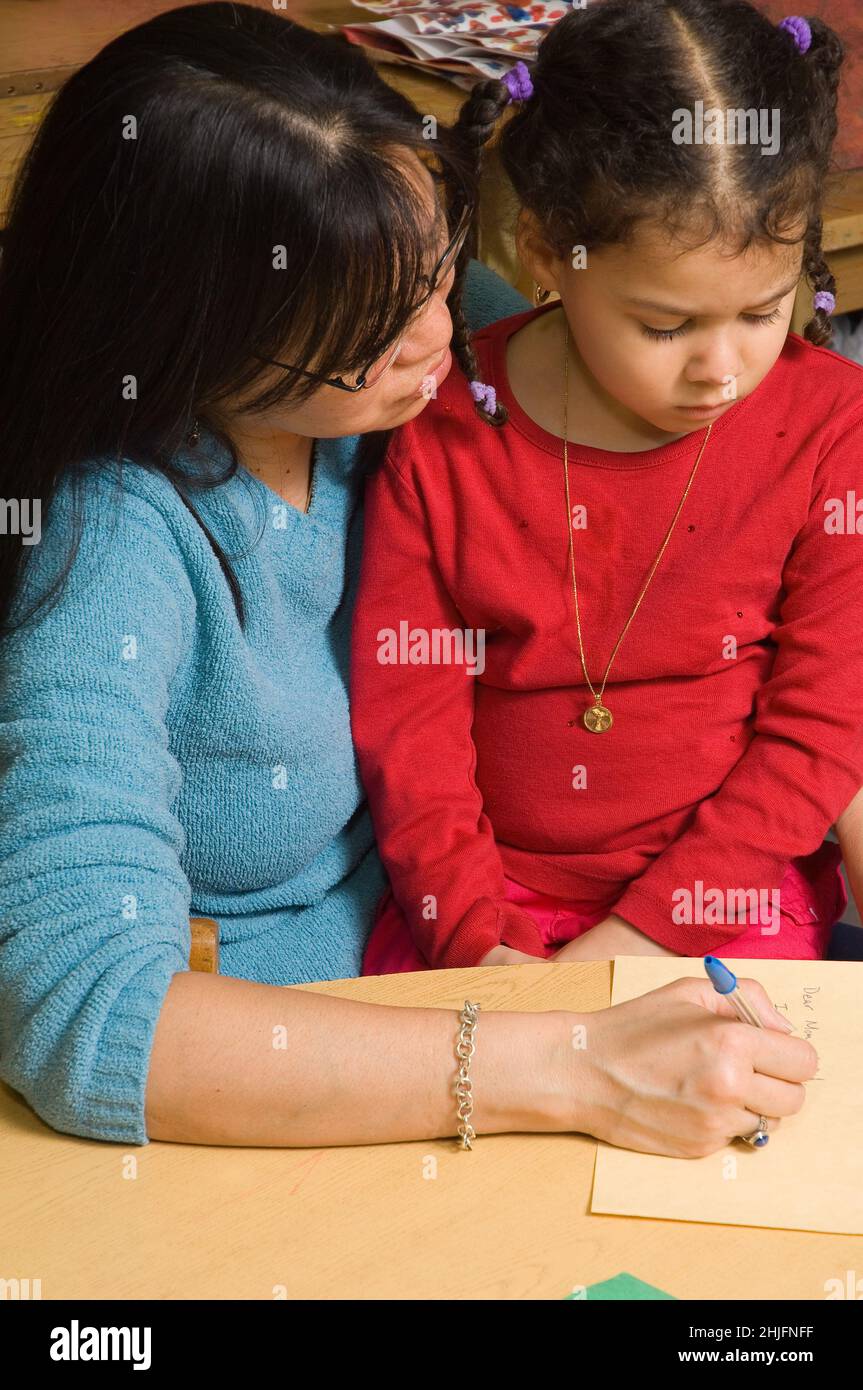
left=350, top=302, right=863, bottom=965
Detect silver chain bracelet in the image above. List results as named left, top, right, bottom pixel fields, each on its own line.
left=455, top=999, right=481, bottom=1149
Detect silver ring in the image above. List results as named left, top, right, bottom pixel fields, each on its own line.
left=740, top=1114, right=770, bottom=1148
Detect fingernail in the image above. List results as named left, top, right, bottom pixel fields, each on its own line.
left=769, top=1009, right=794, bottom=1032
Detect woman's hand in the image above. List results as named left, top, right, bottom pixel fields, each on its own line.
left=555, top=976, right=816, bottom=1157
left=551, top=914, right=678, bottom=960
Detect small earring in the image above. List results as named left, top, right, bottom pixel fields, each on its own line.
left=534, top=282, right=551, bottom=306
left=187, top=418, right=200, bottom=447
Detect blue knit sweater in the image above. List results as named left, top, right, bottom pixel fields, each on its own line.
left=0, top=260, right=530, bottom=1145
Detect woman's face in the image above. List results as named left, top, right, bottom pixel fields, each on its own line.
left=226, top=154, right=457, bottom=442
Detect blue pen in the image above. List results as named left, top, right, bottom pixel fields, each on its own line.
left=704, top=955, right=768, bottom=1029
left=704, top=955, right=777, bottom=1147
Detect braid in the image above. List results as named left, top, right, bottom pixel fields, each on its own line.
left=806, top=16, right=845, bottom=115
left=444, top=78, right=514, bottom=427
left=800, top=216, right=836, bottom=349
left=795, top=18, right=843, bottom=349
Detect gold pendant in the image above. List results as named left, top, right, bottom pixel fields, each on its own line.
left=584, top=701, right=613, bottom=733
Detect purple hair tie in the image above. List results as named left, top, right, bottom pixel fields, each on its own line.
left=470, top=380, right=497, bottom=414
left=502, top=60, right=534, bottom=103
left=814, top=290, right=836, bottom=314
left=778, top=16, right=812, bottom=54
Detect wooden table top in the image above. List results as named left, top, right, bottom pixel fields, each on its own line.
left=1, top=960, right=860, bottom=1300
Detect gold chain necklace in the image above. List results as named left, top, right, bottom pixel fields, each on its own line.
left=562, top=320, right=714, bottom=733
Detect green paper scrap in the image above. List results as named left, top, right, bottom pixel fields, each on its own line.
left=565, top=1272, right=677, bottom=1300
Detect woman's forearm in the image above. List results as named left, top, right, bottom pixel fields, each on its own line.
left=144, top=971, right=570, bottom=1146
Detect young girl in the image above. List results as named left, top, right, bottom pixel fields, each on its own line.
left=350, top=0, right=863, bottom=972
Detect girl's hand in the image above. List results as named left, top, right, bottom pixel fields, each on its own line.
left=477, top=943, right=549, bottom=965
left=557, top=976, right=816, bottom=1157
left=478, top=913, right=677, bottom=965
left=551, top=914, right=678, bottom=960
left=835, top=786, right=863, bottom=922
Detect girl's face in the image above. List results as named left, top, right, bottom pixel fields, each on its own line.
left=524, top=213, right=805, bottom=435
left=224, top=155, right=457, bottom=442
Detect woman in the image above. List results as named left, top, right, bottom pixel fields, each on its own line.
left=0, top=3, right=829, bottom=1155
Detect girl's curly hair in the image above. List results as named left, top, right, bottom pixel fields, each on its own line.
left=442, top=0, right=846, bottom=428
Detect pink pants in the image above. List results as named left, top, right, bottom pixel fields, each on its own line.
left=361, top=842, right=847, bottom=975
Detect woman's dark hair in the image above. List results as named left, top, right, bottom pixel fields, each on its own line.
left=448, top=0, right=845, bottom=428
left=0, top=2, right=475, bottom=633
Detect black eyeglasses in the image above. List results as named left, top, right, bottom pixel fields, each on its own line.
left=253, top=202, right=474, bottom=392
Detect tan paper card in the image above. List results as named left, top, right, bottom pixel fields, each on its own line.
left=590, top=957, right=863, bottom=1234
